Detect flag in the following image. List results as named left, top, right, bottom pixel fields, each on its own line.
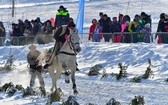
left=76, top=0, right=84, bottom=37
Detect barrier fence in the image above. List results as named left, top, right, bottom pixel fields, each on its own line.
left=1, top=32, right=168, bottom=46
left=80, top=32, right=168, bottom=43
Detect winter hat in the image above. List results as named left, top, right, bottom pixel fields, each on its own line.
left=125, top=21, right=130, bottom=26
left=113, top=17, right=117, bottom=21
left=68, top=21, right=76, bottom=28
left=99, top=12, right=103, bottom=16
left=29, top=44, right=36, bottom=50
left=160, top=13, right=165, bottom=19
left=141, top=12, right=146, bottom=16
left=103, top=14, right=108, bottom=17
left=135, top=14, right=140, bottom=18
left=59, top=5, right=64, bottom=9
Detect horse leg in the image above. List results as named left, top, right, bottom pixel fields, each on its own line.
left=48, top=67, right=57, bottom=92
left=62, top=62, right=70, bottom=83
left=64, top=71, right=70, bottom=83
left=54, top=65, right=63, bottom=91
left=71, top=65, right=78, bottom=95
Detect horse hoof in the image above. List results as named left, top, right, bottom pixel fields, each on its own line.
left=74, top=90, right=78, bottom=95
left=65, top=80, right=70, bottom=84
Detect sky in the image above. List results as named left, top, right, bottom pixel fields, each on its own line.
left=0, top=0, right=168, bottom=105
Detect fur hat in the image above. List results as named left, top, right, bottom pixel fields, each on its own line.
left=29, top=44, right=36, bottom=50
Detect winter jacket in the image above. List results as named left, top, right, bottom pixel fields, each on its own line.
left=102, top=17, right=111, bottom=33
left=140, top=28, right=151, bottom=43
left=89, top=24, right=96, bottom=41
left=12, top=26, right=22, bottom=37
left=27, top=50, right=40, bottom=66
left=43, top=20, right=53, bottom=34
left=110, top=22, right=121, bottom=33
left=55, top=9, right=70, bottom=28
left=0, top=26, right=4, bottom=37
left=128, top=21, right=136, bottom=32
left=93, top=28, right=102, bottom=42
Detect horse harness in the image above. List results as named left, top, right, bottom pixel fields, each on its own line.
left=45, top=26, right=78, bottom=64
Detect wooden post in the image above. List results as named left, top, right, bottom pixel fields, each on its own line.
left=126, top=0, right=130, bottom=15
left=12, top=0, right=15, bottom=17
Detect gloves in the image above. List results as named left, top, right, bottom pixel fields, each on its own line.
left=43, top=64, right=50, bottom=69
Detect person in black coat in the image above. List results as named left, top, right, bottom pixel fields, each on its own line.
left=156, top=13, right=168, bottom=43
left=101, top=14, right=111, bottom=42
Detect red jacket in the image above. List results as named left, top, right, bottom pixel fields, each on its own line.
left=89, top=24, right=96, bottom=40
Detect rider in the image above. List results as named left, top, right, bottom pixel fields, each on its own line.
left=43, top=21, right=80, bottom=70
left=27, top=44, right=46, bottom=94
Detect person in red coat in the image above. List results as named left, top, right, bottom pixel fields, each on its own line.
left=89, top=19, right=97, bottom=41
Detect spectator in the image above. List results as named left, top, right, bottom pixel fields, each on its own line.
left=43, top=20, right=53, bottom=34
left=156, top=13, right=168, bottom=43
left=98, top=12, right=104, bottom=29
left=0, top=21, right=5, bottom=37
left=123, top=21, right=131, bottom=43
left=4, top=28, right=12, bottom=46
left=24, top=19, right=32, bottom=35
left=55, top=5, right=70, bottom=28
left=35, top=17, right=43, bottom=31
left=18, top=19, right=25, bottom=36
left=0, top=22, right=5, bottom=46
left=36, top=17, right=43, bottom=26
left=141, top=12, right=152, bottom=26
left=123, top=15, right=131, bottom=22
left=140, top=23, right=151, bottom=43
left=118, top=13, right=123, bottom=24
left=110, top=17, right=121, bottom=43
left=128, top=14, right=140, bottom=43
left=93, top=23, right=102, bottom=42
left=27, top=44, right=45, bottom=94
left=11, top=23, right=22, bottom=37
left=89, top=19, right=97, bottom=41
left=0, top=25, right=5, bottom=37
left=102, top=14, right=111, bottom=42
left=31, top=20, right=41, bottom=35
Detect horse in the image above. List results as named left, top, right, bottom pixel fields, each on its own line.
left=37, top=26, right=81, bottom=94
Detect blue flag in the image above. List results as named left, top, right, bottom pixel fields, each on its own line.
left=76, top=0, right=84, bottom=37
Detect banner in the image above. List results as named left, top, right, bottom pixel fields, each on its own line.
left=76, top=0, right=84, bottom=37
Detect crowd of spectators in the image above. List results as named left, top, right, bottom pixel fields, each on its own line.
left=1, top=6, right=168, bottom=46
left=89, top=12, right=154, bottom=43
left=0, top=5, right=71, bottom=46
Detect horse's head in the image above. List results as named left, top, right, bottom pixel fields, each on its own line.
left=69, top=28, right=81, bottom=53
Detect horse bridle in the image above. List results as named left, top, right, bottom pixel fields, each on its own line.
left=69, top=34, right=80, bottom=54
left=57, top=34, right=79, bottom=56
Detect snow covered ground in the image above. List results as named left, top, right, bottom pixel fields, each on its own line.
left=0, top=0, right=168, bottom=105
left=1, top=43, right=168, bottom=105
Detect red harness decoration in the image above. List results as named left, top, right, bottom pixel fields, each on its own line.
left=65, top=34, right=70, bottom=42
left=64, top=34, right=72, bottom=49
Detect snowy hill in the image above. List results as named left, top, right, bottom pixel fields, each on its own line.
left=1, top=43, right=168, bottom=105
left=0, top=0, right=168, bottom=105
